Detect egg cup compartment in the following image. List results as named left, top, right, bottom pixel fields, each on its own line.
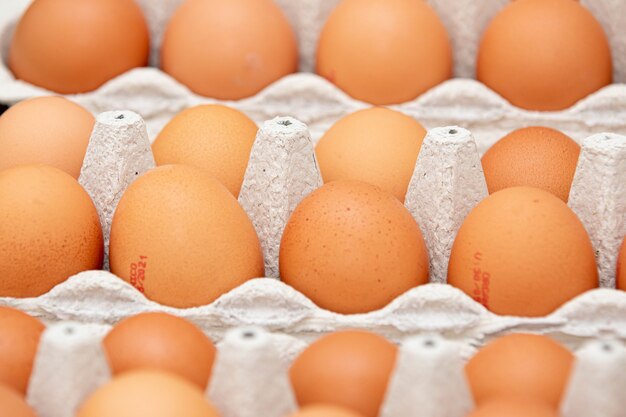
left=23, top=322, right=626, bottom=417
left=0, top=111, right=624, bottom=347
left=2, top=0, right=626, bottom=147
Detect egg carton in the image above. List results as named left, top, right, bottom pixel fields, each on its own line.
left=0, top=111, right=624, bottom=346
left=2, top=0, right=626, bottom=151
left=22, top=322, right=626, bottom=417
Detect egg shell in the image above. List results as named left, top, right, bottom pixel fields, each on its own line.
left=152, top=104, right=258, bottom=197
left=0, top=164, right=104, bottom=297
left=0, top=384, right=37, bottom=417
left=161, top=0, right=298, bottom=100
left=109, top=164, right=264, bottom=308
left=75, top=370, right=220, bottom=417
left=9, top=0, right=150, bottom=94
left=466, top=399, right=560, bottom=417
left=0, top=96, right=94, bottom=179
left=279, top=180, right=429, bottom=314
left=290, top=330, right=397, bottom=417
left=477, top=0, right=612, bottom=111
left=448, top=186, right=598, bottom=316
left=617, top=237, right=626, bottom=290
left=316, top=107, right=426, bottom=202
left=465, top=333, right=573, bottom=408
left=104, top=312, right=216, bottom=389
left=481, top=126, right=581, bottom=202
left=287, top=405, right=366, bottom=417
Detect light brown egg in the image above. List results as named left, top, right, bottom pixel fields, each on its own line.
left=152, top=105, right=258, bottom=197
left=104, top=312, right=216, bottom=389
left=109, top=165, right=264, bottom=308
left=290, top=331, right=397, bottom=417
left=481, top=127, right=581, bottom=202
left=316, top=107, right=426, bottom=202
left=0, top=97, right=95, bottom=179
left=466, top=399, right=560, bottom=417
left=465, top=334, right=573, bottom=409
left=279, top=180, right=429, bottom=314
left=287, top=405, right=366, bottom=417
left=0, top=307, right=45, bottom=395
left=76, top=370, right=220, bottom=417
left=447, top=186, right=598, bottom=317
left=161, top=0, right=298, bottom=99
left=0, top=165, right=103, bottom=297
left=617, top=236, right=626, bottom=291
left=0, top=384, right=38, bottom=417
left=316, top=0, right=452, bottom=105
left=9, top=0, right=149, bottom=94
left=477, top=0, right=612, bottom=111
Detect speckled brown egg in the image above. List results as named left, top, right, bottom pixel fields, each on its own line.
left=290, top=331, right=397, bottom=417
left=280, top=180, right=429, bottom=314
left=0, top=384, right=38, bottom=417
left=0, top=307, right=45, bottom=395
left=0, top=96, right=95, bottom=179
left=316, top=107, right=426, bottom=202
left=152, top=105, right=258, bottom=197
left=161, top=0, right=298, bottom=99
left=481, top=127, right=581, bottom=202
left=9, top=0, right=150, bottom=94
left=477, top=0, right=612, bottom=111
left=0, top=165, right=104, bottom=297
left=465, top=334, right=573, bottom=409
left=104, top=312, right=216, bottom=389
left=448, top=186, right=598, bottom=316
left=109, top=165, right=264, bottom=308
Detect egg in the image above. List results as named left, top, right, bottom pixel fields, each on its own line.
left=104, top=312, right=216, bottom=389
left=477, top=0, right=612, bottom=111
left=76, top=370, right=220, bottom=417
left=316, top=107, right=426, bottom=202
left=481, top=127, right=581, bottom=202
left=109, top=165, right=264, bottom=308
left=287, top=405, right=366, bottom=417
left=0, top=97, right=95, bottom=179
left=161, top=0, right=298, bottom=99
left=9, top=0, right=150, bottom=94
left=279, top=180, right=429, bottom=314
left=316, top=0, right=452, bottom=105
left=290, top=330, right=397, bottom=417
left=0, top=165, right=103, bottom=297
left=466, top=399, right=560, bottom=417
left=465, top=334, right=573, bottom=409
left=0, top=307, right=45, bottom=395
left=617, top=236, right=626, bottom=291
left=448, top=186, right=598, bottom=316
left=152, top=105, right=258, bottom=197
left=0, top=384, right=38, bottom=417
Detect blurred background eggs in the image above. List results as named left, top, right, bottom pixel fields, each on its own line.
left=0, top=384, right=38, bottom=417
left=316, top=107, right=426, bottom=202
left=9, top=0, right=149, bottom=94
left=161, top=0, right=298, bottom=99
left=466, top=399, right=560, bottom=417
left=0, top=96, right=94, bottom=179
left=288, top=405, right=365, bottom=417
left=618, top=236, right=626, bottom=291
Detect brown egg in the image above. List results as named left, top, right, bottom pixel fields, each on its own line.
left=0, top=307, right=45, bottom=395
left=481, top=127, right=581, bottom=202
left=0, top=384, right=38, bottom=417
left=290, top=330, right=397, bottom=417
left=448, top=186, right=598, bottom=317
left=104, top=312, right=216, bottom=389
left=287, top=405, right=366, bottom=417
left=161, top=0, right=298, bottom=99
left=477, top=0, right=612, bottom=111
left=466, top=399, right=560, bottom=417
left=466, top=334, right=573, bottom=409
left=0, top=97, right=95, bottom=179
left=0, top=165, right=103, bottom=297
left=617, top=236, right=626, bottom=291
left=280, top=180, right=429, bottom=314
left=316, top=107, right=426, bottom=202
left=152, top=105, right=258, bottom=197
left=109, top=165, right=264, bottom=308
left=9, top=0, right=149, bottom=94
left=76, top=370, right=220, bottom=417
left=316, top=0, right=452, bottom=105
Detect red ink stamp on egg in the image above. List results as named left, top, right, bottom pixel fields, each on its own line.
left=129, top=255, right=148, bottom=293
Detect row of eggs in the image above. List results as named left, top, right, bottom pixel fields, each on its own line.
left=7, top=0, right=613, bottom=110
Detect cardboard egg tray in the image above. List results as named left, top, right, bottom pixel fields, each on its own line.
left=1, top=0, right=626, bottom=150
